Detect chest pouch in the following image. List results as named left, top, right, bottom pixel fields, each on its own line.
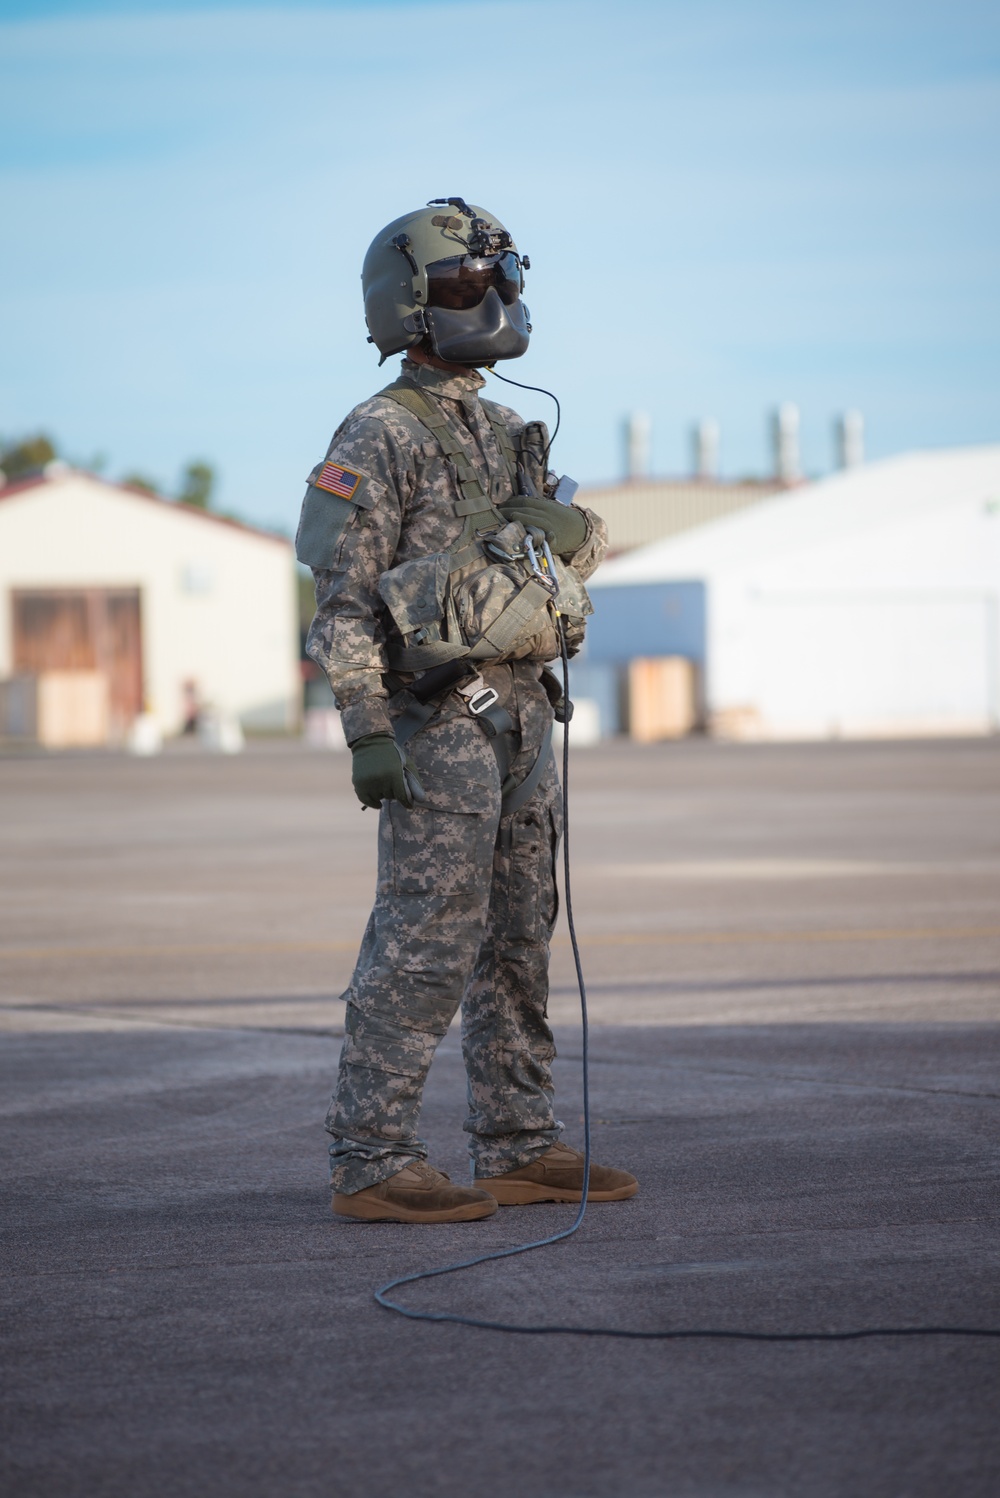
left=376, top=379, right=591, bottom=671
left=516, top=419, right=553, bottom=498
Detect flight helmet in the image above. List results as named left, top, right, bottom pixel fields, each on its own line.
left=361, top=197, right=531, bottom=366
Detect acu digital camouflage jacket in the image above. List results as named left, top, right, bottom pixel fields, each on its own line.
left=298, top=358, right=608, bottom=744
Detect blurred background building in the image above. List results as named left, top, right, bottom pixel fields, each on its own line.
left=576, top=444, right=1000, bottom=742
left=3, top=422, right=998, bottom=753
left=0, top=467, right=299, bottom=748
left=580, top=407, right=806, bottom=559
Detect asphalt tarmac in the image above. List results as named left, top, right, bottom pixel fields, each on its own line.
left=2, top=737, right=999, bottom=1498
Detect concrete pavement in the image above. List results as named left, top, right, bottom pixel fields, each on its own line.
left=2, top=737, right=999, bottom=1497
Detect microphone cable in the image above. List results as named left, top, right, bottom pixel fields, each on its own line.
left=484, top=365, right=560, bottom=468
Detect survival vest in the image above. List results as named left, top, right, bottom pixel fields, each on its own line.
left=375, top=379, right=592, bottom=673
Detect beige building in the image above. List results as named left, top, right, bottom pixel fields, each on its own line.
left=0, top=467, right=299, bottom=744
left=577, top=476, right=785, bottom=557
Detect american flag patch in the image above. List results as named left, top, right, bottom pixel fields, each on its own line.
left=314, top=462, right=362, bottom=500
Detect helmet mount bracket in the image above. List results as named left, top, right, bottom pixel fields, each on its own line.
left=392, top=233, right=419, bottom=276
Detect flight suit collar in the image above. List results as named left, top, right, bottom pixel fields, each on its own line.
left=400, top=358, right=486, bottom=408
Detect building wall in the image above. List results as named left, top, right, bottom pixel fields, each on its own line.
left=590, top=449, right=1000, bottom=740
left=702, top=479, right=1000, bottom=736
left=718, top=589, right=997, bottom=738
left=0, top=475, right=299, bottom=734
left=577, top=478, right=783, bottom=555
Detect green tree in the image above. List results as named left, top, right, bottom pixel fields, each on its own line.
left=120, top=472, right=160, bottom=495
left=0, top=433, right=57, bottom=479
left=178, top=460, right=215, bottom=509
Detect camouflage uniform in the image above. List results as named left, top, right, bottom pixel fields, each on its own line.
left=301, top=358, right=607, bottom=1194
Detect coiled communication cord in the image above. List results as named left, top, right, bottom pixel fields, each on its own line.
left=374, top=378, right=999, bottom=1344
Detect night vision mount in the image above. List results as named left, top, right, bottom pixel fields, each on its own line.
left=427, top=198, right=528, bottom=264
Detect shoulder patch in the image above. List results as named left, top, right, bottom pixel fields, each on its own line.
left=314, top=461, right=362, bottom=500
left=297, top=460, right=377, bottom=568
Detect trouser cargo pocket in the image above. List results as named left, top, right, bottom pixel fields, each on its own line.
left=387, top=790, right=497, bottom=896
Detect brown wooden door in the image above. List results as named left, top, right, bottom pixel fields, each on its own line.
left=12, top=588, right=143, bottom=738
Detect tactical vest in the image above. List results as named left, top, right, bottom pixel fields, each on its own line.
left=375, top=379, right=592, bottom=673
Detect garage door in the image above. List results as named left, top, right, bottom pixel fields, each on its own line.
left=12, top=588, right=143, bottom=739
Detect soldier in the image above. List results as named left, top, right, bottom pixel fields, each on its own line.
left=298, top=198, right=638, bottom=1223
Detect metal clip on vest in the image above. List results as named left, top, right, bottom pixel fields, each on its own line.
left=523, top=531, right=561, bottom=598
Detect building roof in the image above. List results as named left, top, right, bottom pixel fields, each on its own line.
left=591, top=446, right=1000, bottom=588
left=0, top=467, right=291, bottom=548
left=578, top=475, right=784, bottom=555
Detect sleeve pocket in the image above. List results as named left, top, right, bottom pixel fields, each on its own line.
left=295, top=485, right=358, bottom=568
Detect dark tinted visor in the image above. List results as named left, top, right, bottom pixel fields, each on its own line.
left=425, top=251, right=523, bottom=311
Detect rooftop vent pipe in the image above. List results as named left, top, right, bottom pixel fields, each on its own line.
left=835, top=410, right=864, bottom=469
left=691, top=418, right=720, bottom=480
left=623, top=412, right=651, bottom=482
left=771, top=403, right=801, bottom=483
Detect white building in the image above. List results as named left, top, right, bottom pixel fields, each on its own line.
left=0, top=468, right=300, bottom=742
left=589, top=446, right=1000, bottom=740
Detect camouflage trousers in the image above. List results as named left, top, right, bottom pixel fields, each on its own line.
left=326, top=662, right=564, bottom=1194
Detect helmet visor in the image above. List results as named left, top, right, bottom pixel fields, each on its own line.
left=425, top=251, right=523, bottom=311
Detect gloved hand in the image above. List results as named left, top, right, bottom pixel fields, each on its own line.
left=500, top=497, right=588, bottom=558
left=350, top=733, right=413, bottom=810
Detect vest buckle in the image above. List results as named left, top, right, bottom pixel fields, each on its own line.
left=467, top=685, right=500, bottom=716
left=457, top=674, right=501, bottom=716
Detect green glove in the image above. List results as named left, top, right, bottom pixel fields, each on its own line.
left=350, top=733, right=413, bottom=810
left=500, top=498, right=588, bottom=558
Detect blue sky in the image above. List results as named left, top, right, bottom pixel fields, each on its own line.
left=1, top=0, right=998, bottom=529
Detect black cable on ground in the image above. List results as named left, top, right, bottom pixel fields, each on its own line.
left=373, top=628, right=1000, bottom=1343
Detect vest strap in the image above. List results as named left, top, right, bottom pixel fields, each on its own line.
left=392, top=697, right=440, bottom=750
left=500, top=725, right=553, bottom=817
left=387, top=639, right=470, bottom=672
left=481, top=398, right=521, bottom=494
left=379, top=379, right=510, bottom=535
left=448, top=542, right=486, bottom=572
left=454, top=494, right=491, bottom=516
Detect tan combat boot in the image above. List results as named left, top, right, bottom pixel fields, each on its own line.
left=476, top=1141, right=638, bottom=1205
left=332, top=1160, right=499, bottom=1223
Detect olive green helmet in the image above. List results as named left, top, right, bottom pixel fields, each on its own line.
left=361, top=197, right=531, bottom=366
